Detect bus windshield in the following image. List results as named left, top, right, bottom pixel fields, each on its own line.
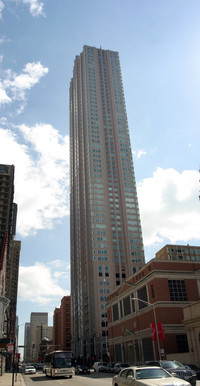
left=53, top=352, right=72, bottom=368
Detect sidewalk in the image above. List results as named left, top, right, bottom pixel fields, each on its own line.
left=0, top=372, right=25, bottom=385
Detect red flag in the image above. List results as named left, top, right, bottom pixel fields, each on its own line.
left=150, top=323, right=157, bottom=341
left=158, top=322, right=165, bottom=340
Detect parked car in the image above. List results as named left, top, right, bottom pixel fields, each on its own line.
left=75, top=365, right=90, bottom=375
left=184, top=365, right=200, bottom=380
left=112, top=366, right=191, bottom=386
left=114, top=363, right=130, bottom=373
left=93, top=361, right=107, bottom=372
left=105, top=363, right=115, bottom=373
left=146, top=360, right=197, bottom=386
left=24, top=365, right=36, bottom=375
left=35, top=363, right=43, bottom=370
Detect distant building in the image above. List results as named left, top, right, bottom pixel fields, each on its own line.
left=24, top=312, right=53, bottom=362
left=155, top=244, right=200, bottom=261
left=70, top=45, right=145, bottom=361
left=24, top=323, right=31, bottom=362
left=106, top=244, right=200, bottom=364
left=38, top=337, right=52, bottom=362
left=53, top=296, right=71, bottom=352
left=53, top=307, right=61, bottom=349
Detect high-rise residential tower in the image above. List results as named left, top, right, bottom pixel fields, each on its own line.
left=70, top=46, right=145, bottom=361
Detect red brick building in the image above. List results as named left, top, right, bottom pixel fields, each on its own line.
left=106, top=245, right=200, bottom=364
left=53, top=296, right=72, bottom=351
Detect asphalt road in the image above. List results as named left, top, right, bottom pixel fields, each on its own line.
left=22, top=371, right=113, bottom=385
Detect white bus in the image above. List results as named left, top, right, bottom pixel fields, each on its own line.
left=44, top=350, right=74, bottom=378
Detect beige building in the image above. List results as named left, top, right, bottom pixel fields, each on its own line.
left=156, top=244, right=200, bottom=262
left=70, top=46, right=145, bottom=362
left=183, top=301, right=200, bottom=364
left=24, top=312, right=53, bottom=362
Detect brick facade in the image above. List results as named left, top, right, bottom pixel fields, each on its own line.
left=53, top=296, right=71, bottom=352
left=106, top=253, right=200, bottom=364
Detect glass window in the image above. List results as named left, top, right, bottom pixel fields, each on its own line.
left=131, top=296, right=135, bottom=313
left=112, top=304, right=119, bottom=321
left=168, top=280, right=187, bottom=301
left=176, top=334, right=189, bottom=353
left=120, top=300, right=123, bottom=317
left=151, top=285, right=155, bottom=299
left=98, top=266, right=102, bottom=277
left=123, top=296, right=131, bottom=316
left=137, top=286, right=148, bottom=309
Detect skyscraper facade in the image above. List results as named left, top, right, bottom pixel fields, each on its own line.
left=70, top=46, right=145, bottom=361
left=0, top=164, right=20, bottom=347
left=24, top=322, right=31, bottom=362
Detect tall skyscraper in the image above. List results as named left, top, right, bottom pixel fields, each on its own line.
left=0, top=164, right=20, bottom=346
left=70, top=46, right=145, bottom=361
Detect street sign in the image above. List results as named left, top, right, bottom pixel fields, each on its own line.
left=7, top=343, right=14, bottom=352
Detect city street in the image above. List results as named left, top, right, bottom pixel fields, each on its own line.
left=21, top=371, right=200, bottom=386
left=22, top=371, right=113, bottom=385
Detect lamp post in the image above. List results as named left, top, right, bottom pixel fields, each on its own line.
left=132, top=297, right=161, bottom=361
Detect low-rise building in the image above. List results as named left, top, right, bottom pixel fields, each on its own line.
left=106, top=245, right=200, bottom=364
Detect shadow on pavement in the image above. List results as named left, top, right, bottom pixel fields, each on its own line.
left=24, top=374, right=73, bottom=382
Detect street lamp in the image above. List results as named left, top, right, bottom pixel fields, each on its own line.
left=132, top=297, right=161, bottom=361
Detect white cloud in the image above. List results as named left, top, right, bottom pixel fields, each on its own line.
left=14, top=62, right=48, bottom=89
left=0, top=36, right=10, bottom=44
left=133, top=149, right=147, bottom=159
left=0, top=81, right=11, bottom=103
left=137, top=167, right=200, bottom=247
left=2, top=62, right=48, bottom=105
left=47, top=260, right=66, bottom=268
left=54, top=271, right=68, bottom=279
left=0, top=124, right=69, bottom=237
left=0, top=1, right=4, bottom=20
left=23, top=0, right=45, bottom=17
left=0, top=62, right=48, bottom=113
left=48, top=260, right=69, bottom=279
left=0, top=117, right=7, bottom=125
left=18, top=262, right=69, bottom=305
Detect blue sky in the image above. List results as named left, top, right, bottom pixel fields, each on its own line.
left=1, top=0, right=200, bottom=353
